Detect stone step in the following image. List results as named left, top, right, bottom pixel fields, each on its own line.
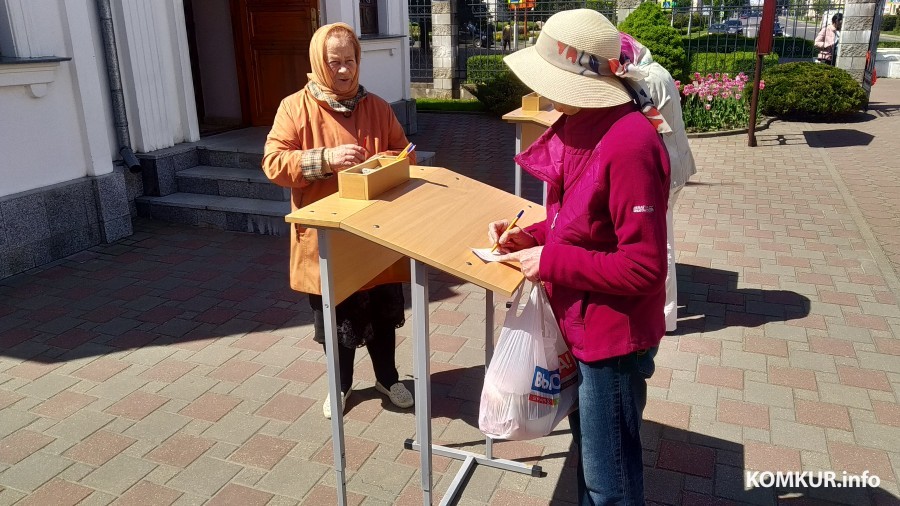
left=198, top=147, right=264, bottom=170
left=136, top=193, right=290, bottom=236
left=176, top=165, right=290, bottom=201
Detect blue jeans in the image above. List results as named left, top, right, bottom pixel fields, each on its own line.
left=568, top=348, right=657, bottom=506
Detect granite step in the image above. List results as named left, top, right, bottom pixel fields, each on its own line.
left=135, top=193, right=290, bottom=236
left=176, top=165, right=290, bottom=201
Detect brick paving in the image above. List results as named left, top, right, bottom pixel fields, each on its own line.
left=1, top=80, right=899, bottom=504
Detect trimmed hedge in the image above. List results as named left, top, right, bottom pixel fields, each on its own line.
left=464, top=55, right=531, bottom=116
left=759, top=62, right=867, bottom=120
left=685, top=35, right=814, bottom=55
left=415, top=98, right=486, bottom=113
left=618, top=3, right=687, bottom=81
left=673, top=12, right=708, bottom=31
left=689, top=52, right=779, bottom=77
left=883, top=14, right=897, bottom=32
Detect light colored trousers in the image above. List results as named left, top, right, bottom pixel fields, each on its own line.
left=665, top=185, right=682, bottom=332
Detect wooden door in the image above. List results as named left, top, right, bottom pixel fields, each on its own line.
left=232, top=0, right=318, bottom=126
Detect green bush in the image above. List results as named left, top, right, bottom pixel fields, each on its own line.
left=687, top=34, right=756, bottom=53
left=769, top=36, right=818, bottom=59
left=673, top=12, right=708, bottom=31
left=759, top=62, right=867, bottom=120
left=882, top=14, right=897, bottom=32
left=618, top=2, right=687, bottom=81
left=464, top=55, right=531, bottom=116
left=879, top=40, right=900, bottom=48
left=689, top=51, right=779, bottom=76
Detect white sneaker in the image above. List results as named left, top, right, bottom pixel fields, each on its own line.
left=323, top=389, right=351, bottom=419
left=375, top=381, right=414, bottom=409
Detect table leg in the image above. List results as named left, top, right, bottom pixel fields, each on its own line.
left=514, top=124, right=523, bottom=198
left=405, top=287, right=540, bottom=504
left=411, top=259, right=432, bottom=504
left=317, top=230, right=347, bottom=506
left=484, top=290, right=494, bottom=461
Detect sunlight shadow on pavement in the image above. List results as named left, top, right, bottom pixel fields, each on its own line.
left=803, top=129, right=875, bottom=149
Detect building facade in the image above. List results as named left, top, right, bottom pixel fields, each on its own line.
left=0, top=0, right=414, bottom=279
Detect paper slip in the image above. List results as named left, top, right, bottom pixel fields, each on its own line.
left=471, top=248, right=504, bottom=262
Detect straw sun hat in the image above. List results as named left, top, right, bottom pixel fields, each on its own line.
left=503, top=9, right=632, bottom=108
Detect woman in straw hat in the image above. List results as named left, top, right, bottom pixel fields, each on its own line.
left=489, top=9, right=670, bottom=504
left=263, top=23, right=415, bottom=420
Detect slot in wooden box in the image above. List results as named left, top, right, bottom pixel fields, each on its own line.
left=338, top=155, right=410, bottom=200
left=521, top=92, right=551, bottom=112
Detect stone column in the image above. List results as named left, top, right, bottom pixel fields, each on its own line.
left=431, top=0, right=458, bottom=99
left=838, top=0, right=878, bottom=84
left=617, top=0, right=643, bottom=24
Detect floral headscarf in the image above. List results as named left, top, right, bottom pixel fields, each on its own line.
left=614, top=32, right=672, bottom=134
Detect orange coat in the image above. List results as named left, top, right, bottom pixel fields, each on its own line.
left=262, top=88, right=415, bottom=295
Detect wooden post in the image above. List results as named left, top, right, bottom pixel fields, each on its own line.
left=747, top=53, right=763, bottom=147
left=749, top=0, right=775, bottom=147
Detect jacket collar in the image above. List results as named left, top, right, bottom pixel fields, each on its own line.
left=515, top=103, right=637, bottom=188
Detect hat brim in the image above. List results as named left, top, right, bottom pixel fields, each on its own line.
left=504, top=47, right=632, bottom=109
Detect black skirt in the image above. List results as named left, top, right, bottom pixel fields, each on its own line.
left=309, top=283, right=406, bottom=348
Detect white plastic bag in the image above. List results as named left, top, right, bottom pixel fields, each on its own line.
left=479, top=283, right=578, bottom=440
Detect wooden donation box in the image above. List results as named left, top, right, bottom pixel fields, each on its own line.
left=285, top=161, right=546, bottom=505
left=502, top=93, right=562, bottom=200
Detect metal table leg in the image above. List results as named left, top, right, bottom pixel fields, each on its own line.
left=317, top=230, right=347, bottom=506
left=411, top=259, right=432, bottom=504
left=404, top=287, right=541, bottom=505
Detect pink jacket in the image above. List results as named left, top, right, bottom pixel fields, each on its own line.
left=815, top=25, right=839, bottom=62
left=520, top=104, right=671, bottom=363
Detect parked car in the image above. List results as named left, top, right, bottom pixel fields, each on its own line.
left=724, top=19, right=744, bottom=34
left=459, top=22, right=494, bottom=48
left=773, top=20, right=784, bottom=36
left=709, top=23, right=728, bottom=34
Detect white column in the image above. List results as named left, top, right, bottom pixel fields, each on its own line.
left=112, top=0, right=198, bottom=152
left=60, top=0, right=114, bottom=177
left=166, top=0, right=200, bottom=143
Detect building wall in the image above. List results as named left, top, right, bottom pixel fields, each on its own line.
left=0, top=0, right=414, bottom=279
left=0, top=0, right=115, bottom=198
left=361, top=37, right=408, bottom=102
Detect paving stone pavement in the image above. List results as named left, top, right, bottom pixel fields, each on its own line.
left=1, top=80, right=899, bottom=505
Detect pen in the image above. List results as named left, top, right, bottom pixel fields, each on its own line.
left=491, top=209, right=525, bottom=253
left=396, top=142, right=415, bottom=160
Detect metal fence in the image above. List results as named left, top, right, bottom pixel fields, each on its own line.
left=410, top=0, right=847, bottom=84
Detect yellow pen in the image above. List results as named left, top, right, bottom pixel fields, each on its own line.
left=396, top=142, right=414, bottom=160
left=491, top=209, right=525, bottom=253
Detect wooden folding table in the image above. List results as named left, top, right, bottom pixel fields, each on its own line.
left=285, top=165, right=546, bottom=505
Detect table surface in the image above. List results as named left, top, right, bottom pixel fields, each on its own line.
left=501, top=106, right=562, bottom=127
left=285, top=165, right=546, bottom=296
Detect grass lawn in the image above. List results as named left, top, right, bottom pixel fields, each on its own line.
left=415, top=98, right=486, bottom=113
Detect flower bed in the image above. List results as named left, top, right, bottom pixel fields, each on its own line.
left=678, top=71, right=764, bottom=133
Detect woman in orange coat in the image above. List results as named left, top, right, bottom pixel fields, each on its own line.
left=262, top=23, right=415, bottom=419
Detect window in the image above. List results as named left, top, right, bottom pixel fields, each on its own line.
left=360, top=0, right=379, bottom=35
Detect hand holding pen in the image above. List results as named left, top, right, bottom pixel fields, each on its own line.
left=488, top=210, right=536, bottom=254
